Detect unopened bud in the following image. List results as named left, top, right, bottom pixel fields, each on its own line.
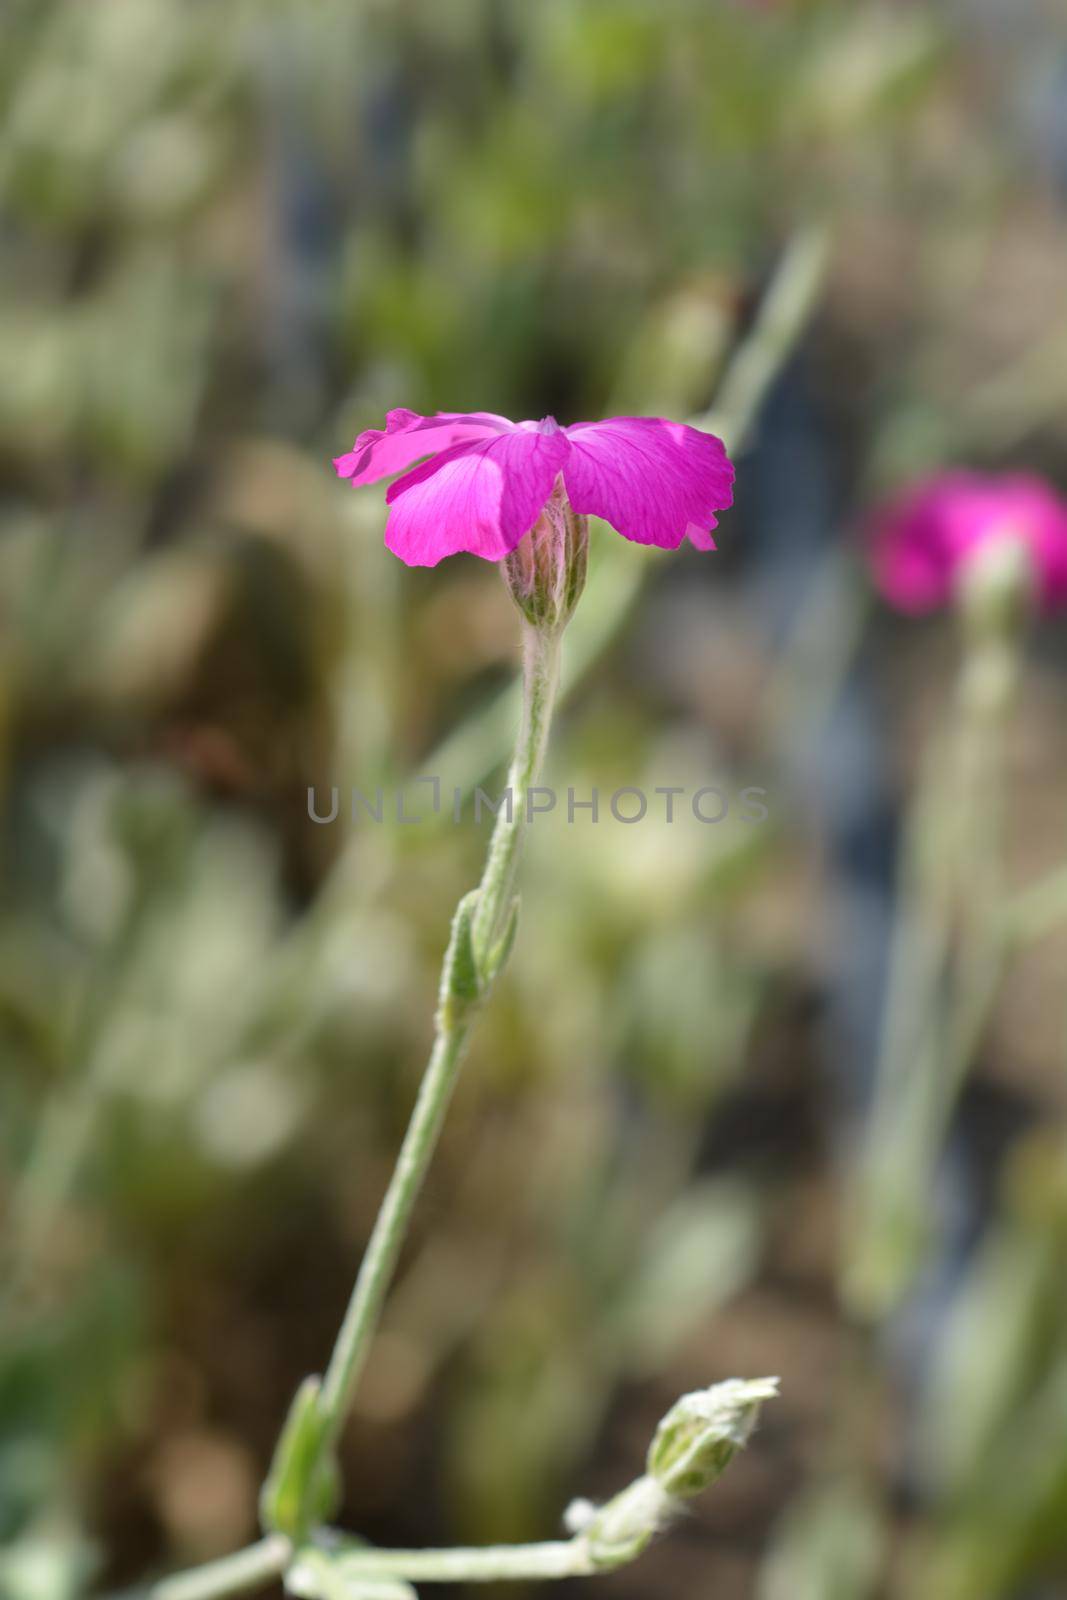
left=647, top=1376, right=779, bottom=1499
left=580, top=1376, right=778, bottom=1573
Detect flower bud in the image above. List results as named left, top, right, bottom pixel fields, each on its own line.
left=502, top=478, right=588, bottom=629
left=646, top=1376, right=779, bottom=1499
left=579, top=1376, right=778, bottom=1573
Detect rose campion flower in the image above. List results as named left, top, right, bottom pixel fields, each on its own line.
left=333, top=409, right=734, bottom=568
left=869, top=471, right=1067, bottom=615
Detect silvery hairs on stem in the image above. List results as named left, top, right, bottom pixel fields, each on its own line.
left=281, top=1379, right=780, bottom=1595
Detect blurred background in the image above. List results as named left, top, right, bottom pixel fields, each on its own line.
left=4, top=1, right=1067, bottom=1597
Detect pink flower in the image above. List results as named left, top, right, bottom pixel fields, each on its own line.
left=333, top=409, right=734, bottom=567
left=869, top=471, right=1067, bottom=615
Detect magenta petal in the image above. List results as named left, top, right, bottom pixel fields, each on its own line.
left=869, top=481, right=958, bottom=614
left=383, top=429, right=569, bottom=567
left=686, top=521, right=718, bottom=552
left=991, top=476, right=1067, bottom=610
left=333, top=408, right=513, bottom=487
left=561, top=417, right=734, bottom=549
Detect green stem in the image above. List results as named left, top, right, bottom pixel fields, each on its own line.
left=294, top=1539, right=595, bottom=1588
left=131, top=624, right=565, bottom=1600
left=316, top=618, right=562, bottom=1447
left=317, top=1021, right=469, bottom=1438
left=149, top=623, right=566, bottom=1600
left=470, top=618, right=562, bottom=963
left=1005, top=861, right=1067, bottom=945
left=844, top=618, right=1017, bottom=1319
left=700, top=222, right=830, bottom=450
left=148, top=1538, right=290, bottom=1600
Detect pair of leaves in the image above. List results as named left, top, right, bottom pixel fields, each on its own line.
left=437, top=890, right=519, bottom=1028
left=261, top=1388, right=416, bottom=1597
left=262, top=1392, right=414, bottom=1596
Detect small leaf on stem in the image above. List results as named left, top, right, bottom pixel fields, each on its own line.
left=260, top=1378, right=341, bottom=1542
left=437, top=890, right=482, bottom=1028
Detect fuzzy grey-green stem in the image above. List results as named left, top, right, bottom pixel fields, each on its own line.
left=844, top=608, right=1019, bottom=1319
left=702, top=222, right=830, bottom=450
left=294, top=1540, right=597, bottom=1586
left=1005, top=861, right=1067, bottom=945
left=315, top=617, right=562, bottom=1451
left=470, top=618, right=562, bottom=964
left=144, top=1371, right=775, bottom=1600
left=316, top=1021, right=469, bottom=1440
left=148, top=1538, right=289, bottom=1600
left=286, top=1376, right=779, bottom=1591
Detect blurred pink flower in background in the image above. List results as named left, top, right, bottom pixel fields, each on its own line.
left=869, top=471, right=1067, bottom=614
left=334, top=409, right=733, bottom=567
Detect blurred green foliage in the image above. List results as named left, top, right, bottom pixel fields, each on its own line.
left=4, top=3, right=1067, bottom=1599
